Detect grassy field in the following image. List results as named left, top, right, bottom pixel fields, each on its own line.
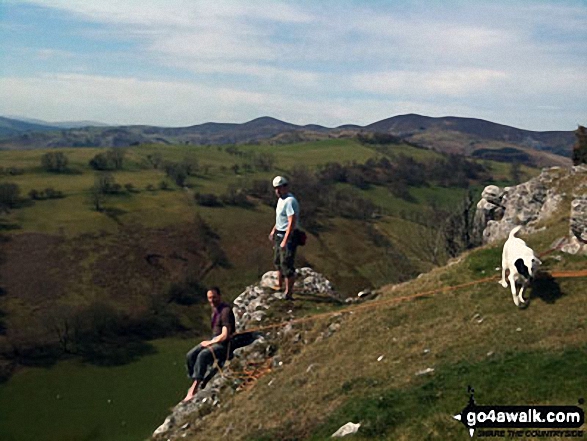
left=178, top=216, right=587, bottom=440
left=0, top=337, right=196, bottom=441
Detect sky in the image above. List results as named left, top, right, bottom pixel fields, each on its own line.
left=1, top=0, right=586, bottom=131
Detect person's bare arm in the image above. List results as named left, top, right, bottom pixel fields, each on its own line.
left=201, top=326, right=229, bottom=347
left=281, top=213, right=296, bottom=248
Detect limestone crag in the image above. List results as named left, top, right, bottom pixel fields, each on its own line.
left=152, top=267, right=340, bottom=440
left=561, top=195, right=587, bottom=254
left=233, top=267, right=338, bottom=332
left=475, top=165, right=587, bottom=254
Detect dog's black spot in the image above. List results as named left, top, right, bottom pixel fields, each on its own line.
left=514, top=258, right=530, bottom=279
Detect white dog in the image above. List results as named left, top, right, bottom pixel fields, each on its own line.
left=499, top=225, right=541, bottom=307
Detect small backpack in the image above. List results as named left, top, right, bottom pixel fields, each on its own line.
left=294, top=229, right=307, bottom=246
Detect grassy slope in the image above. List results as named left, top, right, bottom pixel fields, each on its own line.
left=174, top=170, right=587, bottom=441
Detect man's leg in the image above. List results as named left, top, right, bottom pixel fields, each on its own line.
left=184, top=344, right=227, bottom=400
left=184, top=344, right=204, bottom=402
left=284, top=275, right=295, bottom=300
left=276, top=271, right=284, bottom=291
left=183, top=379, right=200, bottom=402
left=283, top=244, right=297, bottom=300
left=186, top=344, right=203, bottom=379
left=184, top=346, right=212, bottom=401
left=273, top=236, right=284, bottom=290
left=193, top=346, right=215, bottom=383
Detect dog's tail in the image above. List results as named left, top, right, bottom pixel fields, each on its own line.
left=509, top=225, right=523, bottom=239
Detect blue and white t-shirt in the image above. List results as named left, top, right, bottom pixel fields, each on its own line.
left=275, top=193, right=299, bottom=231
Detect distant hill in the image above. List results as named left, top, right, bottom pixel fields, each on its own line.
left=0, top=114, right=577, bottom=166
left=367, top=114, right=574, bottom=157
left=0, top=116, right=59, bottom=137
left=5, top=116, right=110, bottom=129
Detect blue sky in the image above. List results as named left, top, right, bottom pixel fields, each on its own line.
left=1, top=0, right=586, bottom=130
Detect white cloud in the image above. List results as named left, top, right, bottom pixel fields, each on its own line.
left=1, top=71, right=584, bottom=131
left=0, top=74, right=267, bottom=125
left=35, top=48, right=75, bottom=60
left=351, top=68, right=508, bottom=97
left=16, top=0, right=314, bottom=26
left=0, top=74, right=425, bottom=127
left=2, top=1, right=586, bottom=130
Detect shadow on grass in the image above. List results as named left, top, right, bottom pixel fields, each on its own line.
left=531, top=271, right=563, bottom=304
left=296, top=292, right=343, bottom=305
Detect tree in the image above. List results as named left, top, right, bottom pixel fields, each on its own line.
left=89, top=152, right=111, bottom=170
left=41, top=151, right=69, bottom=173
left=108, top=149, right=125, bottom=170
left=572, top=125, right=587, bottom=166
left=252, top=152, right=276, bottom=171
left=88, top=173, right=116, bottom=211
left=164, top=162, right=189, bottom=187
left=89, top=184, right=105, bottom=211
left=146, top=152, right=163, bottom=169
left=194, top=193, right=223, bottom=207
left=28, top=189, right=40, bottom=200
left=0, top=183, right=20, bottom=212
left=182, top=157, right=199, bottom=175
left=510, top=161, right=522, bottom=183
left=89, top=149, right=126, bottom=170
left=97, top=173, right=117, bottom=194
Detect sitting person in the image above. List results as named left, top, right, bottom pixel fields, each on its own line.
left=183, top=286, right=236, bottom=402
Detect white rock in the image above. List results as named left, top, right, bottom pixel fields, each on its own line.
left=332, top=422, right=361, bottom=438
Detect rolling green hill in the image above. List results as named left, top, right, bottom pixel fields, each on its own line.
left=0, top=138, right=539, bottom=383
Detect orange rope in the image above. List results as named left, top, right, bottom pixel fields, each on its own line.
left=222, top=247, right=586, bottom=385
left=550, top=269, right=587, bottom=278
left=235, top=264, right=587, bottom=337
left=235, top=275, right=499, bottom=336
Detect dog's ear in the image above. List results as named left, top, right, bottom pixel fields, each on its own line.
left=515, top=258, right=530, bottom=278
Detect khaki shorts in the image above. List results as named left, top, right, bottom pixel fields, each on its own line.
left=273, top=232, right=297, bottom=277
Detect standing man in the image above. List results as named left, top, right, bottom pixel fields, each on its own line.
left=184, top=286, right=235, bottom=401
left=268, top=176, right=300, bottom=300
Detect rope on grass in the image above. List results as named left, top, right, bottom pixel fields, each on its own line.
left=219, top=245, right=587, bottom=387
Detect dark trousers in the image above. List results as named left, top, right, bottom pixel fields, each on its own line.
left=273, top=232, right=297, bottom=278
left=186, top=342, right=229, bottom=382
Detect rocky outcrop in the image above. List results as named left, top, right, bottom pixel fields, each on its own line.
left=474, top=165, right=587, bottom=254
left=233, top=267, right=338, bottom=332
left=472, top=185, right=506, bottom=244
left=561, top=194, right=587, bottom=254
left=152, top=267, right=341, bottom=440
